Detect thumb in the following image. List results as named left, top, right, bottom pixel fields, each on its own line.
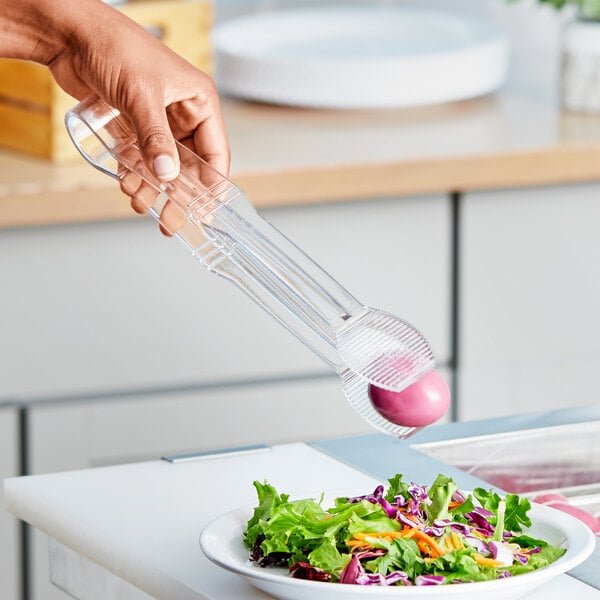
left=127, top=103, right=179, bottom=181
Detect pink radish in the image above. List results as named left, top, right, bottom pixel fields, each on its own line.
left=368, top=369, right=450, bottom=428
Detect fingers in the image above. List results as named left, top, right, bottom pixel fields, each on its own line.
left=123, top=89, right=230, bottom=189
left=158, top=197, right=187, bottom=236
left=192, top=112, right=231, bottom=178
left=116, top=77, right=230, bottom=235
left=119, top=169, right=144, bottom=212
left=166, top=91, right=231, bottom=177
left=119, top=169, right=186, bottom=236
left=126, top=98, right=180, bottom=182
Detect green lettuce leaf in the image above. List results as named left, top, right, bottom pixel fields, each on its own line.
left=506, top=544, right=566, bottom=575
left=503, top=493, right=532, bottom=532
left=384, top=474, right=410, bottom=503
left=346, top=511, right=401, bottom=537
left=308, top=536, right=350, bottom=578
left=244, top=480, right=289, bottom=548
left=474, top=487, right=531, bottom=532
left=428, top=474, right=458, bottom=522
left=429, top=549, right=497, bottom=582
left=367, top=537, right=425, bottom=579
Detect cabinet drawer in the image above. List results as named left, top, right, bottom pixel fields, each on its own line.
left=29, top=376, right=376, bottom=473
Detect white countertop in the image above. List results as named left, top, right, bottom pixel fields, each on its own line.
left=3, top=441, right=598, bottom=599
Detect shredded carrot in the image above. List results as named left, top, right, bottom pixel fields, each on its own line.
left=382, top=532, right=405, bottom=539
left=417, top=540, right=431, bottom=555
left=448, top=501, right=463, bottom=509
left=412, top=530, right=445, bottom=557
left=352, top=531, right=402, bottom=540
left=347, top=541, right=371, bottom=550
left=443, top=535, right=455, bottom=552
left=348, top=527, right=448, bottom=559
left=402, top=527, right=420, bottom=539
left=474, top=553, right=503, bottom=568
left=451, top=532, right=463, bottom=550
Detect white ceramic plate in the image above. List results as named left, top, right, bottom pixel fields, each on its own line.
left=213, top=7, right=509, bottom=109
left=200, top=490, right=596, bottom=600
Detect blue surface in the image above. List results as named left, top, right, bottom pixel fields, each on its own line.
left=310, top=404, right=600, bottom=589
left=311, top=404, right=600, bottom=487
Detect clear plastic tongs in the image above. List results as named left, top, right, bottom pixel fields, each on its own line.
left=65, top=96, right=435, bottom=438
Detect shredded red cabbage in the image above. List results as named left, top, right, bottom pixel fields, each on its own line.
left=289, top=562, right=331, bottom=581
left=415, top=574, right=446, bottom=585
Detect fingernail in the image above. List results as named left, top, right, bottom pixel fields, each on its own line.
left=153, top=155, right=178, bottom=180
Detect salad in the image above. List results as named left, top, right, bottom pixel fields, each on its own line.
left=243, top=474, right=566, bottom=586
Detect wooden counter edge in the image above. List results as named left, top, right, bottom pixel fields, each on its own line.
left=2, top=144, right=600, bottom=229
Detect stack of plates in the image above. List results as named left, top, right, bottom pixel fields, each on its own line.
left=213, top=6, right=509, bottom=109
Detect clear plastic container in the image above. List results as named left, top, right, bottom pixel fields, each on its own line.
left=414, top=420, right=600, bottom=515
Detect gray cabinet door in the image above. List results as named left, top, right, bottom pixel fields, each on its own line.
left=0, top=409, right=19, bottom=600
left=29, top=378, right=371, bottom=473
left=460, top=183, right=600, bottom=419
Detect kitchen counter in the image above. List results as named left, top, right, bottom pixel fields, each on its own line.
left=4, top=404, right=599, bottom=599
left=3, top=85, right=600, bottom=229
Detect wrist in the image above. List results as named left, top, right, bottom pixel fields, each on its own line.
left=0, top=0, right=115, bottom=65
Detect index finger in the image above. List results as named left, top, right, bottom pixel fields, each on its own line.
left=192, top=109, right=231, bottom=178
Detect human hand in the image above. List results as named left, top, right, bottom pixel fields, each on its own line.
left=1, top=0, right=230, bottom=230
left=47, top=0, right=230, bottom=182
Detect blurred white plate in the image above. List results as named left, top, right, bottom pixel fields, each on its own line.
left=213, top=7, right=509, bottom=109
left=200, top=490, right=595, bottom=600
